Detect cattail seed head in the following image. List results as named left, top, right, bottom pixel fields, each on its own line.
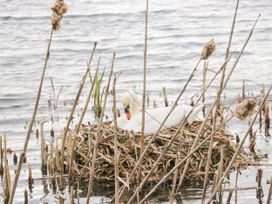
left=234, top=98, right=257, bottom=120
left=201, top=39, right=216, bottom=60
left=51, top=0, right=68, bottom=31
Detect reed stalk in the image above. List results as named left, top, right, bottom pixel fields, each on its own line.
left=28, top=167, right=33, bottom=192
left=202, top=61, right=208, bottom=116
left=8, top=28, right=54, bottom=204
left=242, top=80, right=246, bottom=100
left=267, top=177, right=272, bottom=204
left=203, top=0, right=240, bottom=199
left=138, top=116, right=234, bottom=204
left=170, top=152, right=180, bottom=204
left=112, top=75, right=120, bottom=204
left=163, top=87, right=169, bottom=107
left=256, top=168, right=264, bottom=203
left=24, top=189, right=28, bottom=204
left=203, top=13, right=259, bottom=203
left=68, top=57, right=100, bottom=182
left=235, top=167, right=239, bottom=204
left=60, top=42, right=97, bottom=189
left=206, top=86, right=272, bottom=204
left=226, top=189, right=234, bottom=204
left=217, top=147, right=224, bottom=203
left=70, top=186, right=74, bottom=204
left=4, top=135, right=11, bottom=204
left=138, top=0, right=149, bottom=195
left=264, top=96, right=270, bottom=136
left=86, top=52, right=116, bottom=204
left=0, top=136, right=3, bottom=177
left=40, top=121, right=47, bottom=174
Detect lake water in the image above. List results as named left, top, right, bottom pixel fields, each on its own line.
left=0, top=0, right=271, bottom=203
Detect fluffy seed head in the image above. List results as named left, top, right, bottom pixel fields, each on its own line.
left=201, top=39, right=216, bottom=60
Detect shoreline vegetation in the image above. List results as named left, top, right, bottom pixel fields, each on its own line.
left=1, top=0, right=272, bottom=203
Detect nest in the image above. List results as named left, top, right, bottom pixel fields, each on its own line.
left=62, top=121, right=247, bottom=185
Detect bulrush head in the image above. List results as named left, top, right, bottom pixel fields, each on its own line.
left=201, top=39, right=216, bottom=60
left=51, top=0, right=68, bottom=31
left=234, top=98, right=257, bottom=120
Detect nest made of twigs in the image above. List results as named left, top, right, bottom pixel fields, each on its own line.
left=61, top=121, right=247, bottom=186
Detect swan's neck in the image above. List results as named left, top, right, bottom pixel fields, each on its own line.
left=131, top=99, right=140, bottom=116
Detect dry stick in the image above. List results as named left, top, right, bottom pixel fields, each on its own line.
left=175, top=57, right=232, bottom=194
left=226, top=189, right=234, bottom=204
left=204, top=14, right=260, bottom=202
left=8, top=28, right=54, bottom=204
left=86, top=52, right=116, bottom=204
left=217, top=147, right=224, bottom=203
left=202, top=0, right=240, bottom=200
left=4, top=135, right=11, bottom=204
left=139, top=115, right=234, bottom=204
left=76, top=57, right=100, bottom=133
left=0, top=136, right=3, bottom=177
left=40, top=121, right=47, bottom=174
left=138, top=0, right=149, bottom=197
left=256, top=168, right=264, bottom=203
left=170, top=152, right=181, bottom=204
left=234, top=167, right=239, bottom=204
left=242, top=80, right=246, bottom=100
left=60, top=42, right=97, bottom=188
left=112, top=76, right=119, bottom=204
left=68, top=58, right=100, bottom=182
left=163, top=87, right=169, bottom=107
left=206, top=86, right=272, bottom=204
left=267, top=177, right=272, bottom=204
left=202, top=61, right=208, bottom=117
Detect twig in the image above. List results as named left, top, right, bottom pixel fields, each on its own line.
left=112, top=75, right=119, bottom=204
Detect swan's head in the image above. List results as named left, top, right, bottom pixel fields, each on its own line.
left=121, top=92, right=133, bottom=120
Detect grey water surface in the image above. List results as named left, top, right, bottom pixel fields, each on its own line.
left=0, top=0, right=272, bottom=203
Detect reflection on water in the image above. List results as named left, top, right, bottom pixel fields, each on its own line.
left=0, top=0, right=272, bottom=203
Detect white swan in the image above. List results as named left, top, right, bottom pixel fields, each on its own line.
left=116, top=92, right=203, bottom=134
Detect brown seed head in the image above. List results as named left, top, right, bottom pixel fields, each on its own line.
left=201, top=39, right=216, bottom=60
left=51, top=0, right=68, bottom=31
left=234, top=98, right=257, bottom=120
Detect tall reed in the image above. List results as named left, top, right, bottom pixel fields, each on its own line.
left=86, top=52, right=116, bottom=203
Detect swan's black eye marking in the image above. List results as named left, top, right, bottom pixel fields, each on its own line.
left=124, top=105, right=130, bottom=113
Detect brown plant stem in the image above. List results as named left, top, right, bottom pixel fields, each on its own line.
left=86, top=52, right=116, bottom=204
left=68, top=56, right=100, bottom=181
left=206, top=86, right=272, bottom=204
left=112, top=76, right=119, bottom=204
left=60, top=42, right=97, bottom=189
left=9, top=28, right=54, bottom=204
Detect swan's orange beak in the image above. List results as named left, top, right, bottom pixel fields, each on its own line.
left=124, top=105, right=131, bottom=120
